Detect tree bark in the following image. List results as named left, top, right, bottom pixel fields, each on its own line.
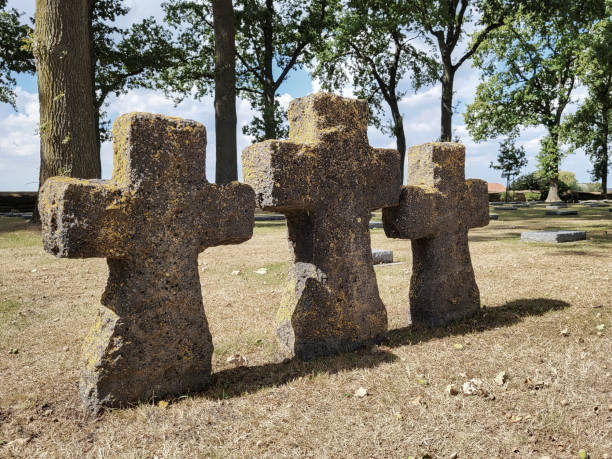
left=601, top=108, right=609, bottom=198
left=212, top=0, right=238, bottom=184
left=34, top=0, right=100, bottom=188
left=545, top=130, right=561, bottom=202
left=262, top=0, right=276, bottom=140
left=389, top=98, right=406, bottom=183
left=440, top=64, right=455, bottom=142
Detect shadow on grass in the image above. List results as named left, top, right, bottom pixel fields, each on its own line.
left=387, top=298, right=569, bottom=348
left=0, top=216, right=40, bottom=235
left=203, top=298, right=568, bottom=400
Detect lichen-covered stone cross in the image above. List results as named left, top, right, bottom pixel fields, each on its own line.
left=39, top=113, right=254, bottom=413
left=383, top=143, right=489, bottom=326
left=242, top=93, right=401, bottom=360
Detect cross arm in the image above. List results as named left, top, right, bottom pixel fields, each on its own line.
left=382, top=185, right=442, bottom=240
left=242, top=140, right=316, bottom=213
left=463, top=179, right=489, bottom=229
left=196, top=181, right=255, bottom=250
left=365, top=147, right=401, bottom=210
left=39, top=177, right=131, bottom=259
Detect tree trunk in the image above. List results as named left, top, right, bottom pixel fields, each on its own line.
left=212, top=0, right=238, bottom=184
left=544, top=130, right=561, bottom=202
left=88, top=0, right=103, bottom=157
left=262, top=0, right=276, bottom=140
left=34, top=0, right=100, bottom=188
left=389, top=99, right=406, bottom=183
left=602, top=109, right=609, bottom=198
left=440, top=64, right=455, bottom=142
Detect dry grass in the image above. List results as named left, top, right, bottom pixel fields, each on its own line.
left=0, top=204, right=611, bottom=458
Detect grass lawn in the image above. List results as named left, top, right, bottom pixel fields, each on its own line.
left=0, top=204, right=610, bottom=458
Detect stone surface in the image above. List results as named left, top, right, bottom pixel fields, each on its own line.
left=489, top=214, right=499, bottom=220
left=371, top=249, right=393, bottom=264
left=242, top=93, right=401, bottom=359
left=547, top=202, right=567, bottom=207
left=545, top=209, right=578, bottom=216
left=493, top=206, right=517, bottom=211
left=586, top=202, right=609, bottom=207
left=39, top=113, right=255, bottom=413
left=383, top=143, right=489, bottom=326
left=546, top=204, right=568, bottom=209
left=521, top=231, right=586, bottom=243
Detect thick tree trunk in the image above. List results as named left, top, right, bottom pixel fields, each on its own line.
left=602, top=110, right=609, bottom=198
left=34, top=0, right=100, bottom=188
left=262, top=0, right=276, bottom=140
left=389, top=99, right=406, bottom=183
left=213, top=0, right=238, bottom=184
left=440, top=64, right=455, bottom=142
left=545, top=130, right=561, bottom=202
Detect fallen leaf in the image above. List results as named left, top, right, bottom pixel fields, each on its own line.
left=254, top=268, right=267, bottom=275
left=227, top=354, right=248, bottom=366
left=231, top=270, right=241, bottom=276
left=560, top=328, right=569, bottom=336
left=494, top=371, right=508, bottom=386
left=445, top=384, right=460, bottom=396
left=30, top=269, right=37, bottom=273
left=595, top=324, right=605, bottom=331
left=158, top=401, right=169, bottom=409
left=453, top=343, right=464, bottom=350
left=8, top=348, right=18, bottom=355
left=578, top=449, right=589, bottom=459
left=354, top=387, right=368, bottom=398
left=462, top=378, right=487, bottom=396
left=409, top=396, right=421, bottom=405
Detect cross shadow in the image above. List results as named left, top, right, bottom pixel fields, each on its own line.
left=201, top=298, right=569, bottom=400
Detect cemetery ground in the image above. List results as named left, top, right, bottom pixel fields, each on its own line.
left=0, top=205, right=610, bottom=458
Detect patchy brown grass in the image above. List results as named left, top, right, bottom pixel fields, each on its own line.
left=0, top=206, right=610, bottom=458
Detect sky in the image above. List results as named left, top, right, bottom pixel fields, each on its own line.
left=0, top=0, right=603, bottom=191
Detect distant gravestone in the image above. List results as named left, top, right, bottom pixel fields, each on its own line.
left=39, top=113, right=255, bottom=413
left=243, top=93, right=401, bottom=359
left=494, top=206, right=517, bottom=211
left=546, top=209, right=578, bottom=216
left=383, top=143, right=489, bottom=326
left=521, top=231, right=586, bottom=243
left=372, top=249, right=393, bottom=264
left=547, top=202, right=567, bottom=208
left=489, top=214, right=499, bottom=220
left=546, top=204, right=567, bottom=209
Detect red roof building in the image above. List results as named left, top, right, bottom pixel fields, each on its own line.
left=487, top=182, right=506, bottom=193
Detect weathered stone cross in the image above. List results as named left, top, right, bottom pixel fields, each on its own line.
left=39, top=113, right=254, bottom=413
left=242, top=93, right=401, bottom=360
left=382, top=143, right=489, bottom=326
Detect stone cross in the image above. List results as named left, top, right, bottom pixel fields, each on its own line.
left=38, top=113, right=254, bottom=413
left=242, top=93, right=401, bottom=360
left=383, top=143, right=489, bottom=326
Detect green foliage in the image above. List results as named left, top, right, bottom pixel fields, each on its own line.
left=162, top=0, right=329, bottom=141
left=314, top=0, right=439, bottom=135
left=490, top=130, right=527, bottom=180
left=561, top=3, right=611, bottom=187
left=578, top=182, right=602, bottom=192
left=0, top=0, right=35, bottom=108
left=409, top=0, right=518, bottom=140
left=465, top=1, right=605, bottom=183
left=559, top=170, right=578, bottom=191
left=91, top=1, right=179, bottom=142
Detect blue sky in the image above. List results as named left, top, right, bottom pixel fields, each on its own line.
left=0, top=0, right=602, bottom=191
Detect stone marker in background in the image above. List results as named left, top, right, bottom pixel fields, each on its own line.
left=489, top=214, right=499, bottom=220
left=521, top=231, right=586, bottom=243
left=545, top=209, right=578, bottom=216
left=383, top=143, right=489, bottom=326
left=39, top=113, right=254, bottom=413
left=493, top=206, right=517, bottom=211
left=243, top=93, right=401, bottom=359
left=371, top=249, right=393, bottom=264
